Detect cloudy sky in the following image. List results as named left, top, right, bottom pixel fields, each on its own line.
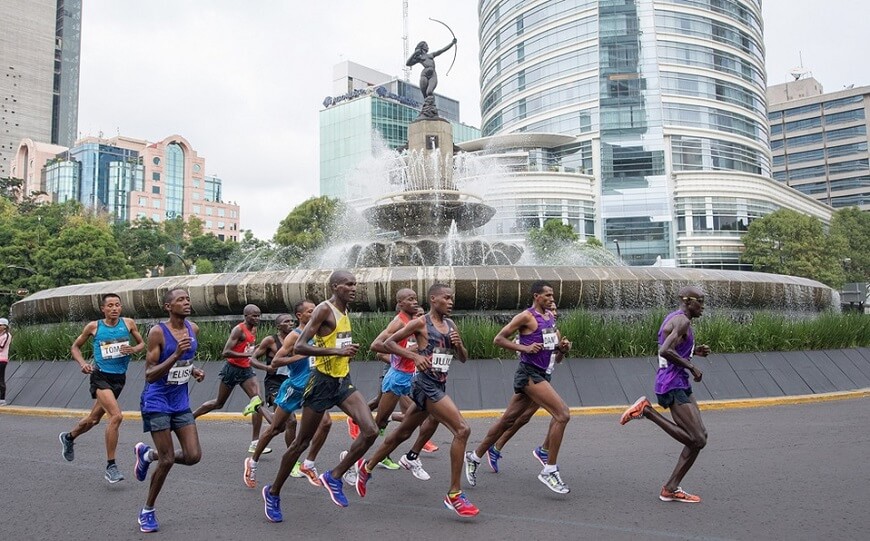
left=77, top=1, right=869, bottom=240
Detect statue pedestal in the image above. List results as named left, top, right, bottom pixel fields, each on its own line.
left=408, top=117, right=454, bottom=189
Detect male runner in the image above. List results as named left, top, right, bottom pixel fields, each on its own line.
left=261, top=270, right=378, bottom=522
left=244, top=300, right=333, bottom=488
left=620, top=286, right=710, bottom=503
left=59, top=293, right=145, bottom=483
left=134, top=288, right=205, bottom=533
left=464, top=281, right=572, bottom=494
left=356, top=283, right=479, bottom=517
left=192, top=304, right=271, bottom=453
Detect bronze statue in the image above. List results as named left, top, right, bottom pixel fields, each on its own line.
left=406, top=38, right=457, bottom=99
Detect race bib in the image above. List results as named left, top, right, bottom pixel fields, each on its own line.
left=276, top=365, right=290, bottom=376
left=308, top=356, right=316, bottom=369
left=431, top=347, right=453, bottom=373
left=99, top=340, right=129, bottom=359
left=658, top=356, right=669, bottom=369
left=167, top=362, right=193, bottom=385
left=336, top=331, right=352, bottom=350
left=546, top=353, right=557, bottom=375
left=406, top=335, right=417, bottom=349
left=542, top=328, right=558, bottom=350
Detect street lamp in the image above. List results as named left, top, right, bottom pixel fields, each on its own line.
left=4, top=264, right=36, bottom=275
left=612, top=239, right=622, bottom=259
left=166, top=251, right=193, bottom=275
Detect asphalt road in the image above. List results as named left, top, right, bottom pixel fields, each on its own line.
left=1, top=398, right=868, bottom=540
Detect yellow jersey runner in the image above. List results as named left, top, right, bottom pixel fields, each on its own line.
left=312, top=300, right=352, bottom=378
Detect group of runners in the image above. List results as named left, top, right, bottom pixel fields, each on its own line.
left=57, top=270, right=712, bottom=533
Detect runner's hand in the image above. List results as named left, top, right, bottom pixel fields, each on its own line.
left=559, top=338, right=571, bottom=353
left=449, top=329, right=463, bottom=348
left=192, top=368, right=205, bottom=382
left=691, top=366, right=703, bottom=382
left=81, top=363, right=94, bottom=374
left=339, top=343, right=360, bottom=358
left=177, top=336, right=191, bottom=354
left=119, top=344, right=135, bottom=355
left=414, top=353, right=431, bottom=372
left=525, top=343, right=544, bottom=354
left=694, top=344, right=711, bottom=357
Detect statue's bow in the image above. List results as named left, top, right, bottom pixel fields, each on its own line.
left=429, top=17, right=457, bottom=76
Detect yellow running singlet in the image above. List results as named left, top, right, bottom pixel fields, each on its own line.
left=313, top=300, right=352, bottom=378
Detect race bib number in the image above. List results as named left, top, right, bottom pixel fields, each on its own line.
left=431, top=347, right=453, bottom=373
left=546, top=353, right=557, bottom=375
left=542, top=328, right=558, bottom=350
left=658, top=356, right=669, bottom=369
left=99, top=340, right=129, bottom=359
left=308, top=356, right=316, bottom=369
left=167, top=362, right=193, bottom=385
left=336, top=331, right=352, bottom=350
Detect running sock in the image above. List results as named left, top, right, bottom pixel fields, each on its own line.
left=470, top=451, right=482, bottom=463
left=145, top=449, right=156, bottom=463
left=303, top=459, right=315, bottom=469
left=448, top=490, right=462, bottom=498
left=542, top=464, right=557, bottom=474
left=107, top=459, right=116, bottom=468
left=142, top=506, right=155, bottom=512
left=250, top=459, right=258, bottom=467
left=493, top=445, right=501, bottom=453
left=406, top=450, right=419, bottom=461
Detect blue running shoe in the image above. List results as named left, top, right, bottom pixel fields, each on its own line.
left=487, top=446, right=502, bottom=473
left=134, top=442, right=152, bottom=482
left=533, top=446, right=549, bottom=467
left=262, top=485, right=283, bottom=522
left=319, top=470, right=349, bottom=507
left=138, top=508, right=159, bottom=533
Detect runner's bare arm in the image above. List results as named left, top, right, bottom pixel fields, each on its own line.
left=447, top=319, right=468, bottom=362
left=220, top=325, right=245, bottom=359
left=494, top=311, right=540, bottom=354
left=370, top=317, right=405, bottom=354
left=70, top=321, right=98, bottom=374
left=123, top=318, right=146, bottom=355
left=385, top=317, right=428, bottom=370
left=273, top=332, right=307, bottom=367
left=144, top=325, right=192, bottom=383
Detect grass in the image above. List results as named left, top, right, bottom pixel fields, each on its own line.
left=7, top=310, right=870, bottom=361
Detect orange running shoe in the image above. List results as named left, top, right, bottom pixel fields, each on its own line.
left=443, top=491, right=480, bottom=517
left=422, top=440, right=439, bottom=453
left=619, top=396, right=651, bottom=425
left=347, top=417, right=360, bottom=440
left=243, top=457, right=257, bottom=489
left=659, top=486, right=701, bottom=503
left=298, top=463, right=322, bottom=487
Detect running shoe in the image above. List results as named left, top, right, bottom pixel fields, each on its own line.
left=59, top=432, right=74, bottom=462
left=487, top=445, right=502, bottom=473
left=443, top=491, right=480, bottom=517
left=399, top=454, right=430, bottom=480
left=299, top=463, right=322, bottom=487
left=339, top=450, right=358, bottom=485
left=262, top=485, right=283, bottom=522
left=319, top=470, right=349, bottom=507
left=464, top=452, right=479, bottom=487
left=244, top=457, right=257, bottom=488
left=346, top=417, right=360, bottom=440
left=422, top=440, right=439, bottom=453
left=134, top=442, right=152, bottom=482
left=0, top=399, right=6, bottom=406
left=105, top=463, right=124, bottom=484
left=659, top=486, right=701, bottom=503
left=248, top=440, right=272, bottom=454
left=532, top=446, right=549, bottom=467
left=537, top=469, right=570, bottom=494
left=290, top=461, right=303, bottom=478
left=378, top=456, right=400, bottom=470
left=356, top=460, right=370, bottom=497
left=243, top=395, right=263, bottom=416
left=620, top=396, right=651, bottom=425
left=138, top=508, right=159, bottom=533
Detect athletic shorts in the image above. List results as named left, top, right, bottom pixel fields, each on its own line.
left=302, top=370, right=356, bottom=413
left=410, top=371, right=446, bottom=411
left=264, top=374, right=288, bottom=407
left=218, top=363, right=255, bottom=388
left=380, top=362, right=390, bottom=380
left=656, top=387, right=693, bottom=409
left=275, top=379, right=305, bottom=414
left=381, top=367, right=414, bottom=396
left=142, top=409, right=195, bottom=433
left=513, top=362, right=551, bottom=394
left=89, top=370, right=126, bottom=399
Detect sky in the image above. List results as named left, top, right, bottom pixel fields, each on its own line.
left=76, top=1, right=870, bottom=240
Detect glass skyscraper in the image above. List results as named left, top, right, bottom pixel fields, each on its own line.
left=477, top=0, right=825, bottom=267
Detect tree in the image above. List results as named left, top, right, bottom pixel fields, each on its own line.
left=112, top=218, right=172, bottom=276
left=830, top=207, right=870, bottom=283
left=741, top=209, right=847, bottom=288
left=527, top=219, right=580, bottom=261
left=193, top=258, right=215, bottom=274
left=273, top=196, right=345, bottom=254
left=184, top=233, right=238, bottom=271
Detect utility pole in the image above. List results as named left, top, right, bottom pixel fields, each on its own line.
left=402, top=0, right=410, bottom=82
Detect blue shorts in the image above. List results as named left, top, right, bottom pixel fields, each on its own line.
left=142, top=410, right=195, bottom=433
left=656, top=387, right=693, bottom=409
left=275, top=378, right=305, bottom=413
left=381, top=367, right=414, bottom=396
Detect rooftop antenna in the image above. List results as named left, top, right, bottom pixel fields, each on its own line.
left=402, top=0, right=410, bottom=82
left=789, top=51, right=812, bottom=81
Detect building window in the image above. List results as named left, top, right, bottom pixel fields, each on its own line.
left=138, top=197, right=147, bottom=206
left=218, top=221, right=225, bottom=229
left=192, top=192, right=201, bottom=200
left=206, top=207, right=213, bottom=215
left=152, top=157, right=160, bottom=165
left=152, top=213, right=161, bottom=221
left=151, top=199, right=159, bottom=208
left=206, top=220, right=213, bottom=228
left=218, top=208, right=225, bottom=217
left=152, top=172, right=160, bottom=181
left=192, top=204, right=201, bottom=214
left=152, top=186, right=160, bottom=194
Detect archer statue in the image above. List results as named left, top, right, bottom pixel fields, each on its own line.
left=406, top=38, right=457, bottom=99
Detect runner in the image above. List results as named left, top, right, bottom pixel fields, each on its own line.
left=192, top=304, right=271, bottom=453
left=0, top=317, right=11, bottom=406
left=244, top=300, right=333, bottom=488
left=58, top=293, right=145, bottom=483
left=261, top=270, right=378, bottom=522
left=134, top=288, right=205, bottom=533
left=620, top=286, right=710, bottom=503
left=464, top=281, right=572, bottom=494
left=355, top=283, right=480, bottom=517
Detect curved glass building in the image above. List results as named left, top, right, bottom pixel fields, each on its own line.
left=476, top=0, right=830, bottom=267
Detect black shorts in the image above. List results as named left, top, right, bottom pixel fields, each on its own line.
left=264, top=374, right=287, bottom=407
left=302, top=370, right=356, bottom=413
left=656, top=387, right=693, bottom=409
left=90, top=370, right=125, bottom=399
left=410, top=371, right=446, bottom=411
left=513, top=362, right=551, bottom=394
left=142, top=410, right=195, bottom=433
left=218, top=363, right=256, bottom=388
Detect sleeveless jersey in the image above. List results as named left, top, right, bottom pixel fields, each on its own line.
left=93, top=319, right=133, bottom=374
left=313, top=300, right=352, bottom=378
left=655, top=310, right=694, bottom=394
left=519, top=308, right=558, bottom=371
left=264, top=333, right=290, bottom=380
left=418, top=314, right=457, bottom=383
left=390, top=311, right=418, bottom=374
left=140, top=320, right=198, bottom=413
left=287, top=328, right=314, bottom=389
left=227, top=323, right=256, bottom=368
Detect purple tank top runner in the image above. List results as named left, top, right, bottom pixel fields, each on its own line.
left=519, top=307, right=557, bottom=371
left=140, top=320, right=198, bottom=414
left=655, top=310, right=694, bottom=395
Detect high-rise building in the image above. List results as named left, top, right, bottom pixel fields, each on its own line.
left=320, top=61, right=480, bottom=199
left=768, top=78, right=870, bottom=211
left=474, top=0, right=832, bottom=267
left=0, top=0, right=81, bottom=179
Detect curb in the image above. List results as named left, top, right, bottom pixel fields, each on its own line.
left=2, top=388, right=868, bottom=421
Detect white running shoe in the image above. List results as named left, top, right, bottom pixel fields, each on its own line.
left=399, top=455, right=430, bottom=481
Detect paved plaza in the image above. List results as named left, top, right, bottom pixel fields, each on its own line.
left=1, top=396, right=868, bottom=540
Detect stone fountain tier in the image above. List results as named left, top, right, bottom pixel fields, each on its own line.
left=11, top=266, right=837, bottom=324
left=341, top=238, right=523, bottom=267
left=363, top=190, right=496, bottom=236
